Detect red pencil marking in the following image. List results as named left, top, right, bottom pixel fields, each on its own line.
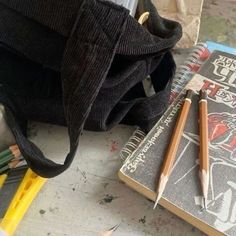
left=110, top=140, right=119, bottom=153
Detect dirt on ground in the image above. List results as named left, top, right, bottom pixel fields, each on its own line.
left=199, top=0, right=236, bottom=47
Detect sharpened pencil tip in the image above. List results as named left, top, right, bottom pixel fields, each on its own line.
left=202, top=197, right=207, bottom=210
left=204, top=197, right=207, bottom=210
left=153, top=192, right=162, bottom=209
left=153, top=201, right=158, bottom=210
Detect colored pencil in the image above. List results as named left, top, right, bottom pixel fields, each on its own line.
left=0, top=159, right=22, bottom=175
left=153, top=89, right=194, bottom=209
left=0, top=149, right=21, bottom=168
left=199, top=89, right=209, bottom=209
left=0, top=145, right=22, bottom=187
left=0, top=145, right=18, bottom=159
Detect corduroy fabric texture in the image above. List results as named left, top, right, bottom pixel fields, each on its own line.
left=0, top=0, right=182, bottom=177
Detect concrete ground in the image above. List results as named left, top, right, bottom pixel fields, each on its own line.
left=11, top=0, right=236, bottom=235
left=199, top=0, right=236, bottom=47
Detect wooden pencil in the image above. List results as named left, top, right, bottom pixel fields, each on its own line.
left=0, top=159, right=21, bottom=175
left=199, top=89, right=209, bottom=209
left=0, top=145, right=18, bottom=159
left=0, top=145, right=21, bottom=187
left=0, top=148, right=21, bottom=167
left=153, top=89, right=194, bottom=209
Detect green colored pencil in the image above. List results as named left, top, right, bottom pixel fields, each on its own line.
left=0, top=149, right=21, bottom=167
left=0, top=165, right=9, bottom=174
left=0, top=155, right=13, bottom=167
left=0, top=145, right=18, bottom=159
left=0, top=159, right=21, bottom=175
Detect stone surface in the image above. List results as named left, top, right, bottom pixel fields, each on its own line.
left=199, top=0, right=236, bottom=47
left=15, top=123, right=205, bottom=236
left=12, top=0, right=236, bottom=235
left=152, top=0, right=204, bottom=48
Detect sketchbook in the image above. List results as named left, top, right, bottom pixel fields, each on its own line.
left=120, top=41, right=236, bottom=163
left=119, top=49, right=236, bottom=236
left=120, top=42, right=210, bottom=162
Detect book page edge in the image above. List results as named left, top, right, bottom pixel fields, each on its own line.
left=118, top=170, right=224, bottom=236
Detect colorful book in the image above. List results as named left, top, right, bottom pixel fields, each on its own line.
left=110, top=0, right=138, bottom=16
left=118, top=50, right=236, bottom=236
left=120, top=42, right=236, bottom=163
left=170, top=43, right=210, bottom=103
left=120, top=43, right=211, bottom=162
left=206, top=41, right=236, bottom=55
left=170, top=41, right=236, bottom=103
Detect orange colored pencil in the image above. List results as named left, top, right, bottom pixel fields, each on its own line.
left=153, top=89, right=194, bottom=209
left=199, top=89, right=209, bottom=209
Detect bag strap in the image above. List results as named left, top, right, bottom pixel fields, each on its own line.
left=121, top=51, right=176, bottom=131
left=2, top=0, right=181, bottom=178
left=3, top=1, right=130, bottom=178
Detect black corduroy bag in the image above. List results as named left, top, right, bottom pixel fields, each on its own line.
left=0, top=0, right=182, bottom=178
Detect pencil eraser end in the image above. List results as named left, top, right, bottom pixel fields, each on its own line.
left=200, top=89, right=207, bottom=99
left=186, top=89, right=194, bottom=100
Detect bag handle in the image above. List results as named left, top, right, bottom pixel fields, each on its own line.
left=4, top=104, right=78, bottom=177
left=2, top=2, right=130, bottom=178
left=3, top=51, right=175, bottom=178
left=3, top=0, right=181, bottom=178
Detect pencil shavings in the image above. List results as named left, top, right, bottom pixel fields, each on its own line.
left=98, top=224, right=120, bottom=236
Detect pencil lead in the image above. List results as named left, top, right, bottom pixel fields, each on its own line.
left=153, top=192, right=161, bottom=209
left=202, top=197, right=207, bottom=210
left=204, top=197, right=207, bottom=210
